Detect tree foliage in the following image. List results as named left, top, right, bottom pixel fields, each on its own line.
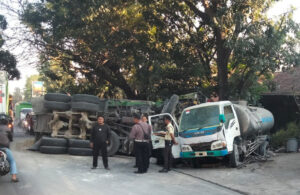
left=139, top=0, right=300, bottom=100
left=0, top=15, right=20, bottom=80
left=20, top=0, right=300, bottom=101
left=24, top=74, right=40, bottom=101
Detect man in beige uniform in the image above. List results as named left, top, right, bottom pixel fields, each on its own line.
left=155, top=115, right=178, bottom=173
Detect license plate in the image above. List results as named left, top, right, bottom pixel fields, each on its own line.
left=195, top=152, right=207, bottom=157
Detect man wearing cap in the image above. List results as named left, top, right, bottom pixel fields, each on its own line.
left=130, top=113, right=151, bottom=174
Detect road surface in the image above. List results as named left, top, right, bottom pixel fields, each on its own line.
left=0, top=128, right=242, bottom=195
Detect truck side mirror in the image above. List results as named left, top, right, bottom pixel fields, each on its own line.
left=219, top=114, right=226, bottom=123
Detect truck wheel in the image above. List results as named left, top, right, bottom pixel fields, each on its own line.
left=72, top=94, right=100, bottom=104
left=44, top=101, right=71, bottom=111
left=40, top=137, right=68, bottom=147
left=28, top=138, right=42, bottom=151
left=68, top=147, right=93, bottom=156
left=40, top=146, right=67, bottom=154
left=259, top=141, right=269, bottom=157
left=68, top=139, right=90, bottom=148
left=230, top=143, right=241, bottom=168
left=71, top=102, right=99, bottom=112
left=44, top=93, right=71, bottom=103
left=107, top=131, right=120, bottom=156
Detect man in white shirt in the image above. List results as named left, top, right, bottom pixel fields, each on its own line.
left=155, top=115, right=178, bottom=173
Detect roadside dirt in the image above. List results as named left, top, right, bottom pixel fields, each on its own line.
left=176, top=153, right=300, bottom=195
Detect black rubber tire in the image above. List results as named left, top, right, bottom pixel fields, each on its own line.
left=44, top=93, right=71, bottom=103
left=230, top=143, right=241, bottom=168
left=98, top=100, right=108, bottom=113
left=161, top=94, right=179, bottom=114
left=107, top=131, right=120, bottom=156
left=259, top=141, right=269, bottom=157
left=72, top=94, right=100, bottom=104
left=40, top=137, right=68, bottom=147
left=71, top=102, right=99, bottom=112
left=28, top=138, right=42, bottom=151
left=40, top=146, right=67, bottom=154
left=68, top=147, right=93, bottom=156
left=68, top=139, right=90, bottom=148
left=44, top=101, right=71, bottom=111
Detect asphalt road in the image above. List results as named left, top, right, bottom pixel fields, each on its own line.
left=0, top=128, right=242, bottom=195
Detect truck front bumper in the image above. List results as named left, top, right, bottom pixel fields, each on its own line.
left=180, top=149, right=228, bottom=158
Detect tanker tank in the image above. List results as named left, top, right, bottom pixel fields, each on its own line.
left=233, top=104, right=274, bottom=139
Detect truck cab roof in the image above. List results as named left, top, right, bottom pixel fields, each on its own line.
left=183, top=101, right=232, bottom=112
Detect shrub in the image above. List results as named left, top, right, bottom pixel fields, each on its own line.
left=270, top=122, right=300, bottom=149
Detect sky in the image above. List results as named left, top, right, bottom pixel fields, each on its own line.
left=3, top=0, right=300, bottom=94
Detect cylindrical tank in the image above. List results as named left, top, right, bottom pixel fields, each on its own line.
left=233, top=104, right=274, bottom=139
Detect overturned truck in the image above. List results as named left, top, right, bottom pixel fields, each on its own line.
left=32, top=93, right=182, bottom=156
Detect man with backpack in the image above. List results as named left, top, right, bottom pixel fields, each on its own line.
left=130, top=113, right=151, bottom=174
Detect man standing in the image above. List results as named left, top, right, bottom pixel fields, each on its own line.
left=0, top=118, right=19, bottom=182
left=130, top=113, right=151, bottom=174
left=90, top=116, right=111, bottom=170
left=155, top=115, right=178, bottom=173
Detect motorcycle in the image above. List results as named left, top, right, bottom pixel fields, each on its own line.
left=0, top=149, right=10, bottom=176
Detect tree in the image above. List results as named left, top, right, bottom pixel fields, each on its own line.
left=139, top=0, right=300, bottom=100
left=24, top=74, right=40, bottom=101
left=12, top=87, right=23, bottom=105
left=21, top=0, right=205, bottom=100
left=0, top=15, right=20, bottom=80
left=20, top=0, right=300, bottom=101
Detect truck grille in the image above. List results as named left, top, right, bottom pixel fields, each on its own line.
left=190, top=142, right=214, bottom=151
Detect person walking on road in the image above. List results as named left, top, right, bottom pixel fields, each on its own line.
left=90, top=116, right=111, bottom=170
left=130, top=113, right=151, bottom=174
left=0, top=118, right=19, bottom=182
left=154, top=115, right=178, bottom=173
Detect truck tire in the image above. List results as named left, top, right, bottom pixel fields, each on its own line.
left=40, top=137, right=68, bottom=147
left=44, top=101, right=71, bottom=111
left=28, top=138, right=42, bottom=151
left=44, top=93, right=71, bottom=103
left=259, top=141, right=269, bottom=157
left=68, top=147, right=93, bottom=156
left=72, top=94, right=100, bottom=104
left=71, top=102, right=99, bottom=112
left=40, top=146, right=67, bottom=154
left=230, top=143, right=241, bottom=168
left=68, top=139, right=90, bottom=148
left=98, top=100, right=108, bottom=113
left=107, top=131, right=120, bottom=156
left=161, top=94, right=179, bottom=114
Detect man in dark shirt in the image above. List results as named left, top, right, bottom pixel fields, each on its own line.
left=129, top=113, right=151, bottom=174
left=90, top=116, right=111, bottom=170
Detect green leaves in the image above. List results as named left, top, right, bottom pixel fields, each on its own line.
left=20, top=0, right=300, bottom=101
left=0, top=15, right=20, bottom=80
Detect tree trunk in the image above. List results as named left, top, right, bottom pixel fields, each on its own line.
left=215, top=30, right=231, bottom=100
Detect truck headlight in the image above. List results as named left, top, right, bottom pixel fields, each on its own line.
left=211, top=140, right=226, bottom=150
left=181, top=145, right=192, bottom=152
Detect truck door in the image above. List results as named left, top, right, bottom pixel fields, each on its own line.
left=223, top=105, right=240, bottom=152
left=149, top=113, right=181, bottom=159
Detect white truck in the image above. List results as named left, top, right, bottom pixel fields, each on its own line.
left=150, top=101, right=274, bottom=167
left=0, top=71, right=9, bottom=115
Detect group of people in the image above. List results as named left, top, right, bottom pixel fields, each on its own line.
left=90, top=113, right=178, bottom=174
left=0, top=112, right=176, bottom=183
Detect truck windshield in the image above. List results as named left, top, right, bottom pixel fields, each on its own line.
left=179, top=105, right=220, bottom=132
